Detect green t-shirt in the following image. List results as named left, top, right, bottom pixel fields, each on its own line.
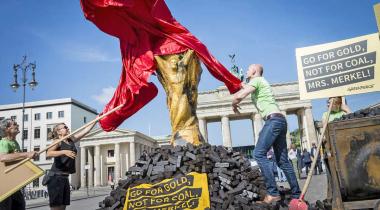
left=249, top=77, right=280, bottom=119
left=322, top=110, right=345, bottom=122
left=0, top=138, right=21, bottom=154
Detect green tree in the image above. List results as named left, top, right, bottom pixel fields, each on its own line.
left=290, top=129, right=301, bottom=148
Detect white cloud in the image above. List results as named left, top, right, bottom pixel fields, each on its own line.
left=92, top=86, right=116, bottom=105
left=61, top=45, right=120, bottom=63
left=26, top=29, right=120, bottom=63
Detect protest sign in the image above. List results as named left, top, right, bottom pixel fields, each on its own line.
left=0, top=160, right=44, bottom=202
left=123, top=172, right=210, bottom=210
left=375, top=4, right=380, bottom=34
left=296, top=33, right=380, bottom=99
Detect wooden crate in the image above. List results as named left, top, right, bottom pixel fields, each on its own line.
left=325, top=115, right=380, bottom=210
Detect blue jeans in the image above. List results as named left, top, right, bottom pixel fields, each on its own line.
left=254, top=116, right=301, bottom=198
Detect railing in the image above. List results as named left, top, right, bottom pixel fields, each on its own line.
left=23, top=189, right=48, bottom=200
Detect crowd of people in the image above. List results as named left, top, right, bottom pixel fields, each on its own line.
left=265, top=141, right=325, bottom=184
left=287, top=143, right=324, bottom=179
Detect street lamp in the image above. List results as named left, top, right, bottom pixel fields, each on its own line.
left=10, top=56, right=38, bottom=151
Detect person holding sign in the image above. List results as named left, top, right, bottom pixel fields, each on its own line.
left=45, top=122, right=96, bottom=210
left=232, top=64, right=301, bottom=203
left=322, top=97, right=351, bottom=124
left=321, top=96, right=351, bottom=201
left=0, top=118, right=38, bottom=210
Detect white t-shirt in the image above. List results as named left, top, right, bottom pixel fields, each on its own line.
left=288, top=149, right=297, bottom=160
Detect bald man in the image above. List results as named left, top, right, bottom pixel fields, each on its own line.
left=232, top=64, right=301, bottom=203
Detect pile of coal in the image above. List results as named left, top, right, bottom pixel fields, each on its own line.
left=308, top=199, right=332, bottom=210
left=334, top=107, right=380, bottom=121
left=97, top=143, right=282, bottom=210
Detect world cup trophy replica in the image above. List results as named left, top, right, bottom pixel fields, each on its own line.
left=155, top=50, right=203, bottom=146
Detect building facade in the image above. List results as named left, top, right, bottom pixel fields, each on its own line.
left=0, top=98, right=97, bottom=189
left=79, top=128, right=157, bottom=187
left=152, top=134, right=171, bottom=147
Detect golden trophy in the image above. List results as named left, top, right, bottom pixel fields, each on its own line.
left=155, top=50, right=203, bottom=146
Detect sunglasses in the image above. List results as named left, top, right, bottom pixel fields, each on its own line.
left=59, top=125, right=69, bottom=130
left=8, top=123, right=19, bottom=128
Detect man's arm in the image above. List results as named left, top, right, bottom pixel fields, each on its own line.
left=232, top=83, right=255, bottom=113
left=0, top=152, right=37, bottom=163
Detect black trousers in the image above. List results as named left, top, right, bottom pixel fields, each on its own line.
left=314, top=160, right=323, bottom=174
left=304, top=162, right=311, bottom=175
left=0, top=190, right=25, bottom=210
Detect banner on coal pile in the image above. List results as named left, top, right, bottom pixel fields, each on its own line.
left=123, top=172, right=210, bottom=210
left=296, top=33, right=380, bottom=100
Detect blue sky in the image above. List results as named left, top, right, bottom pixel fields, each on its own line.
left=0, top=1, right=379, bottom=146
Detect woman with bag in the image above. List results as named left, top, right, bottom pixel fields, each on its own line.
left=45, top=122, right=96, bottom=210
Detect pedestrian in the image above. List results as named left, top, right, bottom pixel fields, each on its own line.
left=277, top=166, right=287, bottom=182
left=268, top=149, right=286, bottom=182
left=295, top=147, right=303, bottom=178
left=110, top=181, right=115, bottom=190
left=310, top=143, right=323, bottom=175
left=232, top=64, right=301, bottom=203
left=288, top=144, right=300, bottom=179
left=266, top=148, right=277, bottom=181
left=0, top=118, right=38, bottom=210
left=301, top=148, right=312, bottom=175
left=46, top=121, right=96, bottom=210
left=140, top=150, right=148, bottom=160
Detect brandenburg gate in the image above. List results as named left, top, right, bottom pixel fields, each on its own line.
left=196, top=81, right=318, bottom=150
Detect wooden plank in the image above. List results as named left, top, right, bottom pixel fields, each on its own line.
left=375, top=4, right=380, bottom=34
left=344, top=199, right=380, bottom=209
left=326, top=126, right=345, bottom=210
left=328, top=116, right=380, bottom=130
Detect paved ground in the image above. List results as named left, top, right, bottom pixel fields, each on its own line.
left=27, top=195, right=107, bottom=210
left=26, top=187, right=111, bottom=210
left=278, top=172, right=328, bottom=204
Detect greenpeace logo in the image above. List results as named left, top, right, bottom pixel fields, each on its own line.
left=347, top=84, right=374, bottom=92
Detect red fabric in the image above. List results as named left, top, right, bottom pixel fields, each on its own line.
left=81, top=0, right=242, bottom=131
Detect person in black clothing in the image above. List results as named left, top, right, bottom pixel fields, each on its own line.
left=301, top=148, right=312, bottom=175
left=140, top=150, right=148, bottom=160
left=295, top=147, right=303, bottom=178
left=310, top=143, right=323, bottom=175
left=46, top=122, right=96, bottom=210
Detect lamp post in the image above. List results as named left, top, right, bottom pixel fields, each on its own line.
left=10, top=56, right=38, bottom=151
